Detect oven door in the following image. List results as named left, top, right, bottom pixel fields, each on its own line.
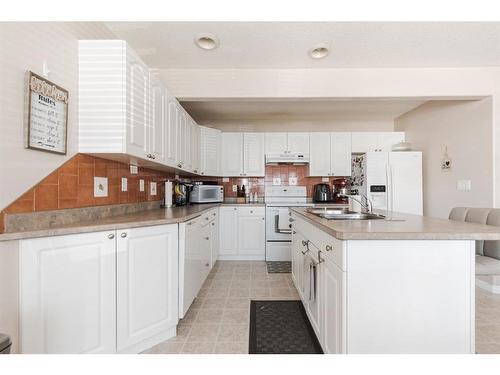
left=265, top=206, right=292, bottom=242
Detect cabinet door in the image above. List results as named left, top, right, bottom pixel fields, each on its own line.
left=309, top=132, right=331, bottom=176
left=321, top=258, right=346, bottom=354
left=210, top=218, right=219, bottom=267
left=150, top=75, right=165, bottom=163
left=200, top=127, right=221, bottom=176
left=243, top=133, right=265, bottom=176
left=287, top=133, right=310, bottom=154
left=378, top=132, right=405, bottom=152
left=291, top=230, right=305, bottom=296
left=199, top=224, right=212, bottom=284
left=20, top=231, right=116, bottom=354
left=221, top=133, right=243, bottom=176
left=330, top=132, right=352, bottom=177
left=191, top=121, right=201, bottom=174
left=265, top=133, right=287, bottom=154
left=237, top=214, right=265, bottom=258
left=165, top=94, right=179, bottom=166
left=219, top=207, right=238, bottom=255
left=388, top=152, right=423, bottom=215
left=127, top=53, right=150, bottom=158
left=351, top=132, right=379, bottom=153
left=116, top=225, right=178, bottom=352
left=177, top=110, right=187, bottom=167
left=184, top=115, right=192, bottom=171
left=304, top=244, right=321, bottom=338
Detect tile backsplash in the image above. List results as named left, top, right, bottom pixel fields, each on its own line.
left=0, top=157, right=349, bottom=233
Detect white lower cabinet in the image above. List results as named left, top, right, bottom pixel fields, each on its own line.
left=19, top=225, right=179, bottom=354
left=20, top=231, right=116, bottom=354
left=116, top=225, right=179, bottom=353
left=219, top=206, right=265, bottom=260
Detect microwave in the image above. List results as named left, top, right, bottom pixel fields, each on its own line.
left=190, top=185, right=224, bottom=203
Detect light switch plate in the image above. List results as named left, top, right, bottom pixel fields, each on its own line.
left=94, top=177, right=108, bottom=197
left=150, top=182, right=157, bottom=196
left=288, top=177, right=298, bottom=186
left=121, top=177, right=128, bottom=192
left=232, top=185, right=237, bottom=192
left=457, top=179, right=471, bottom=192
left=223, top=177, right=229, bottom=182
left=272, top=177, right=281, bottom=186
left=139, top=179, right=145, bottom=192
left=129, top=165, right=138, bottom=174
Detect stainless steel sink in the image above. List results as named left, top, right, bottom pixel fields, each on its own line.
left=307, top=208, right=386, bottom=220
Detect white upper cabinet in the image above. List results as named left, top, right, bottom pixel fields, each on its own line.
left=221, top=133, right=244, bottom=176
left=243, top=133, right=265, bottom=176
left=265, top=132, right=309, bottom=155
left=200, top=126, right=222, bottom=176
left=309, top=132, right=331, bottom=176
left=265, top=133, right=288, bottom=154
left=351, top=132, right=405, bottom=153
left=191, top=120, right=201, bottom=174
left=330, top=132, right=352, bottom=177
left=149, top=73, right=166, bottom=164
left=309, top=132, right=352, bottom=177
left=287, top=133, right=310, bottom=154
left=222, top=133, right=265, bottom=177
left=165, top=92, right=179, bottom=166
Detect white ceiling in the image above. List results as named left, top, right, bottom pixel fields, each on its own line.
left=105, top=22, right=500, bottom=69
left=180, top=99, right=426, bottom=122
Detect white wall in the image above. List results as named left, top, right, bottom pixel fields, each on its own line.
left=201, top=119, right=394, bottom=132
left=395, top=99, right=494, bottom=218
left=0, top=22, right=114, bottom=210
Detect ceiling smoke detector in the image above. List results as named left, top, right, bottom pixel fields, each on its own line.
left=309, top=44, right=329, bottom=59
left=194, top=34, right=219, bottom=50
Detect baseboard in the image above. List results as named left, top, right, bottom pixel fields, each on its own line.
left=475, top=277, right=500, bottom=294
left=217, top=255, right=265, bottom=261
left=118, top=326, right=177, bottom=354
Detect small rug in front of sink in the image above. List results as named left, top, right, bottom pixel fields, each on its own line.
left=266, top=261, right=291, bottom=274
left=249, top=300, right=323, bottom=354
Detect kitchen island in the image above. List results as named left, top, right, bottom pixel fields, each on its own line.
left=290, top=208, right=500, bottom=354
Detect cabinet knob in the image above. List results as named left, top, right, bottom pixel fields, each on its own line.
left=289, top=218, right=294, bottom=222
left=205, top=237, right=209, bottom=240
left=293, top=230, right=296, bottom=234
left=205, top=217, right=209, bottom=220
left=250, top=210, right=253, bottom=213
left=121, top=232, right=127, bottom=238
left=108, top=233, right=115, bottom=239
left=205, top=263, right=210, bottom=267
left=325, top=245, right=332, bottom=251
left=151, top=155, right=156, bottom=159
left=212, top=213, right=216, bottom=216
left=234, top=208, right=237, bottom=210
left=177, top=164, right=182, bottom=168
left=211, top=222, right=215, bottom=226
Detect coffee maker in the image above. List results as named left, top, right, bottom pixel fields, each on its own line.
left=313, top=183, right=332, bottom=203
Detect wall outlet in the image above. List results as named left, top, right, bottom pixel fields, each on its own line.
left=288, top=177, right=298, bottom=186
left=94, top=177, right=108, bottom=197
left=272, top=177, right=281, bottom=186
left=129, top=165, right=138, bottom=174
left=222, top=177, right=229, bottom=182
left=150, top=182, right=157, bottom=196
left=322, top=177, right=329, bottom=182
left=121, top=177, right=128, bottom=192
left=139, top=179, right=145, bottom=192
left=457, top=179, right=471, bottom=192
left=232, top=184, right=237, bottom=192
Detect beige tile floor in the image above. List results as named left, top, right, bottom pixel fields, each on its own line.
left=143, top=260, right=300, bottom=354
left=143, top=261, right=500, bottom=354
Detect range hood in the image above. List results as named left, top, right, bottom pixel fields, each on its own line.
left=265, top=153, right=310, bottom=165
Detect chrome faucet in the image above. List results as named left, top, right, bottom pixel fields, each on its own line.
left=340, top=193, right=373, bottom=214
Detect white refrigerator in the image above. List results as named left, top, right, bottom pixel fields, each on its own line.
left=361, top=151, right=423, bottom=215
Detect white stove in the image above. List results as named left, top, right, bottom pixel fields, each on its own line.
left=265, top=186, right=313, bottom=261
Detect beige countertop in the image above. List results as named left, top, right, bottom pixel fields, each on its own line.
left=0, top=204, right=221, bottom=242
left=290, top=207, right=500, bottom=240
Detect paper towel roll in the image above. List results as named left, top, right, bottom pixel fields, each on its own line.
left=165, top=180, right=173, bottom=208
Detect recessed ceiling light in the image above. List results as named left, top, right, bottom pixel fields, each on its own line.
left=309, top=44, right=329, bottom=59
left=194, top=34, right=219, bottom=50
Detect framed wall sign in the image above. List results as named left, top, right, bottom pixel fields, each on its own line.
left=27, top=71, right=69, bottom=155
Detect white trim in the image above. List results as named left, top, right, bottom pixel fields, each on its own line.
left=120, top=326, right=177, bottom=354
left=217, top=255, right=265, bottom=261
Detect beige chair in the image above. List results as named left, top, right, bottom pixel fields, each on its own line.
left=448, top=207, right=469, bottom=222
left=465, top=208, right=491, bottom=255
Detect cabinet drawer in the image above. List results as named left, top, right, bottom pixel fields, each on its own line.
left=237, top=206, right=265, bottom=217
left=292, top=213, right=345, bottom=271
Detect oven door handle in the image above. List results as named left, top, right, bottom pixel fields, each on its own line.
left=275, top=214, right=292, bottom=234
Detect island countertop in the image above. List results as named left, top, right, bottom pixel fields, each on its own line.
left=290, top=207, right=500, bottom=240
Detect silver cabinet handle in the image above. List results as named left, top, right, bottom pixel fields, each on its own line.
left=318, top=250, right=325, bottom=264
left=121, top=233, right=127, bottom=238
left=108, top=233, right=115, bottom=239
left=292, top=230, right=296, bottom=234
left=205, top=237, right=209, bottom=240
left=325, top=245, right=332, bottom=251
left=177, top=164, right=182, bottom=168
left=289, top=218, right=295, bottom=222
left=250, top=210, right=253, bottom=214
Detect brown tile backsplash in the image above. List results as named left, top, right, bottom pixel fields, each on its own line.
left=0, top=155, right=347, bottom=233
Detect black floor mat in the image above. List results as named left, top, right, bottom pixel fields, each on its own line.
left=249, top=300, right=323, bottom=354
left=266, top=261, right=291, bottom=273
